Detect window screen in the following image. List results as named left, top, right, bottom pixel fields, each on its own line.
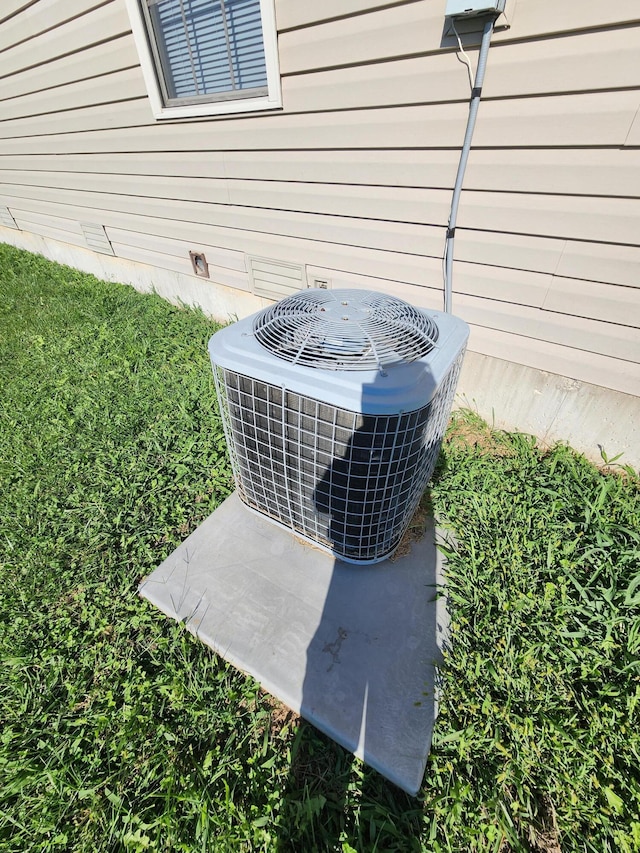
left=144, top=0, right=268, bottom=105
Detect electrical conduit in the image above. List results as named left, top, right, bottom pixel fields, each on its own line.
left=444, top=15, right=497, bottom=314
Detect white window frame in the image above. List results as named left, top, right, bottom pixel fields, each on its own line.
left=125, top=0, right=282, bottom=120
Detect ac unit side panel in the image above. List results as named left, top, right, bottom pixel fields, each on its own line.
left=212, top=350, right=464, bottom=563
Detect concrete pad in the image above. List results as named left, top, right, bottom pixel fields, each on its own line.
left=139, top=493, right=448, bottom=796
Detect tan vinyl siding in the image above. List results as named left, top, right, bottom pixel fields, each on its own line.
left=543, top=279, right=640, bottom=328
left=0, top=0, right=639, bottom=400
left=2, top=147, right=639, bottom=197
left=11, top=210, right=87, bottom=247
left=0, top=3, right=131, bottom=77
left=0, top=37, right=139, bottom=102
left=275, top=0, right=640, bottom=35
left=624, top=110, right=640, bottom=146
left=279, top=13, right=640, bottom=94
left=0, top=92, right=637, bottom=147
left=0, top=69, right=147, bottom=122
left=278, top=3, right=439, bottom=74
left=0, top=0, right=113, bottom=52
left=554, top=242, right=640, bottom=289
left=469, top=326, right=637, bottom=398
left=507, top=0, right=640, bottom=39
left=0, top=102, right=151, bottom=140
left=0, top=2, right=41, bottom=26
left=109, top=241, right=250, bottom=292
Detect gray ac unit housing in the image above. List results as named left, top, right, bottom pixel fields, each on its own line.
left=209, top=289, right=468, bottom=564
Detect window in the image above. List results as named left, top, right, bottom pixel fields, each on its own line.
left=126, top=0, right=282, bottom=119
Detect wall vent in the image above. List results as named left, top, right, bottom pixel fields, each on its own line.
left=189, top=251, right=210, bottom=277
left=80, top=222, right=114, bottom=255
left=248, top=256, right=305, bottom=301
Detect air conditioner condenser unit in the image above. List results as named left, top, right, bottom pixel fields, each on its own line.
left=208, top=289, right=469, bottom=564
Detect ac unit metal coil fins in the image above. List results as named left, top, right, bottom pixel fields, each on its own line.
left=253, top=289, right=439, bottom=371
left=213, top=362, right=462, bottom=563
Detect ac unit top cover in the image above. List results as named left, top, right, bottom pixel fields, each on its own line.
left=208, top=289, right=469, bottom=415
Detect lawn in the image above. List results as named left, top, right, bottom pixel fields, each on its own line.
left=0, top=242, right=639, bottom=852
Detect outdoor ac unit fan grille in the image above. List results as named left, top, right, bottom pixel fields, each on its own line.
left=253, top=289, right=439, bottom=371
left=213, top=357, right=462, bottom=563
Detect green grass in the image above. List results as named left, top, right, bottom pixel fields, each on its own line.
left=0, top=242, right=639, bottom=852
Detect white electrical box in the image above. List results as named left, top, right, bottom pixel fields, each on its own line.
left=445, top=0, right=505, bottom=17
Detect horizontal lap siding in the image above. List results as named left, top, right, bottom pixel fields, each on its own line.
left=275, top=0, right=640, bottom=35
left=0, top=3, right=131, bottom=76
left=0, top=37, right=139, bottom=102
left=1, top=148, right=639, bottom=196
left=4, top=173, right=640, bottom=258
left=624, top=112, right=640, bottom=146
left=0, top=0, right=639, bottom=396
left=0, top=1, right=114, bottom=53
left=11, top=209, right=87, bottom=248
left=0, top=69, right=147, bottom=121
left=0, top=93, right=637, bottom=146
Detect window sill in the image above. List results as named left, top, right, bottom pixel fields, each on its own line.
left=149, top=93, right=283, bottom=121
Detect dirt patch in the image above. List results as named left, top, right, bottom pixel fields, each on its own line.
left=261, top=691, right=300, bottom=736
left=497, top=795, right=562, bottom=853
left=445, top=411, right=516, bottom=457
left=391, top=497, right=430, bottom=561
left=533, top=831, right=563, bottom=853
left=532, top=795, right=562, bottom=853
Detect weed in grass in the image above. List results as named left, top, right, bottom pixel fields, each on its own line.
left=0, top=245, right=639, bottom=852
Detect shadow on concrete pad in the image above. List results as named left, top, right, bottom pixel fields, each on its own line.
left=139, top=491, right=448, bottom=798
left=300, top=527, right=446, bottom=796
